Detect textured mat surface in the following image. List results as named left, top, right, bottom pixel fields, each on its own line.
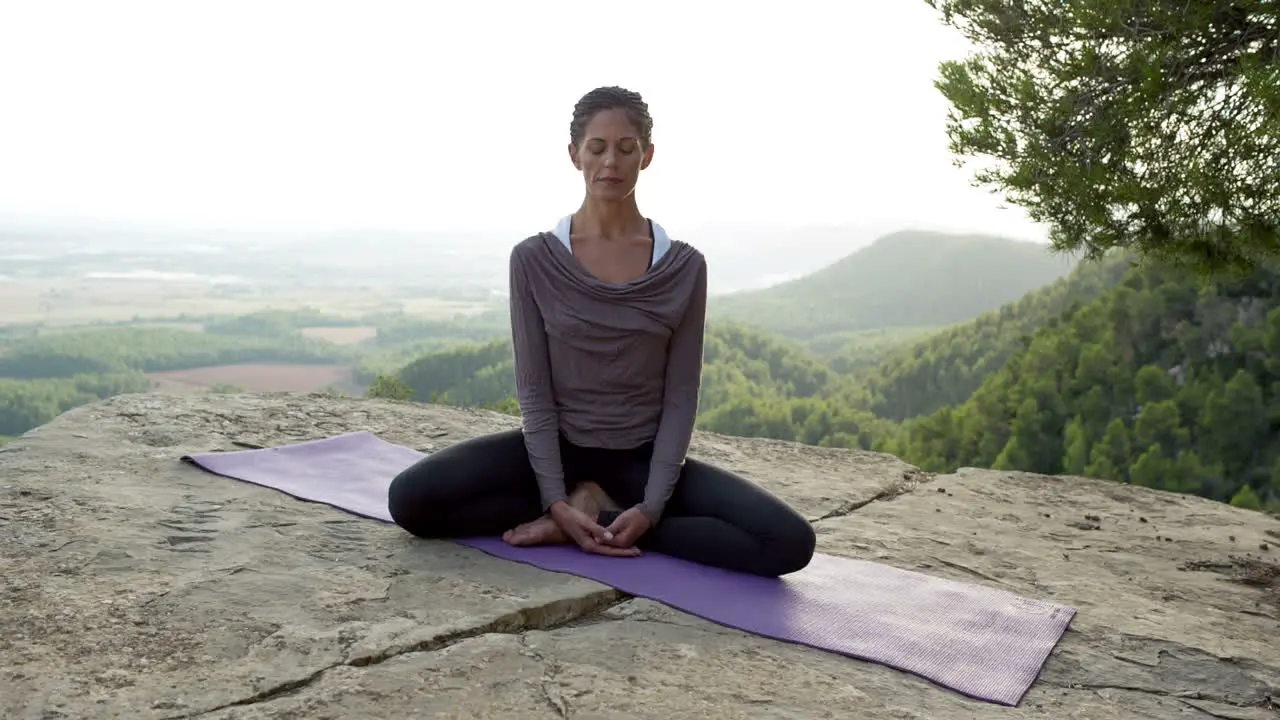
left=182, top=431, right=1076, bottom=706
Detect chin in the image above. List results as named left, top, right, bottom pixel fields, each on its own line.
left=588, top=184, right=634, bottom=200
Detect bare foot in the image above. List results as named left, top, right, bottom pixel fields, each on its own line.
left=501, top=483, right=608, bottom=547
left=502, top=514, right=565, bottom=546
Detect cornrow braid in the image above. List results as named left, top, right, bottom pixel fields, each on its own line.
left=569, top=86, right=653, bottom=149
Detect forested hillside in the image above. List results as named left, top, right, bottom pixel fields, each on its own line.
left=858, top=251, right=1136, bottom=420
left=883, top=261, right=1280, bottom=509
left=908, top=0, right=1280, bottom=511
left=709, top=230, right=1076, bottom=340
left=384, top=322, right=845, bottom=419
left=370, top=253, right=1280, bottom=512
left=0, top=372, right=152, bottom=437
left=396, top=338, right=515, bottom=407
left=0, top=327, right=344, bottom=379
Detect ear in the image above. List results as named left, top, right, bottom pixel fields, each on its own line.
left=640, top=143, right=655, bottom=171
left=568, top=142, right=582, bottom=170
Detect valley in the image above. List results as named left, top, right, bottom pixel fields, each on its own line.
left=2, top=226, right=1278, bottom=517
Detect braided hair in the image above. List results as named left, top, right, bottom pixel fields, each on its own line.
left=569, top=86, right=653, bottom=150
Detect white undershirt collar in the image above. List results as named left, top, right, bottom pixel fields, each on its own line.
left=552, top=215, right=672, bottom=266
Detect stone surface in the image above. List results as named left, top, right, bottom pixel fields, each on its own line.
left=2, top=391, right=1277, bottom=719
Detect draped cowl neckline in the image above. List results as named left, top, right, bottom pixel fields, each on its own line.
left=529, top=230, right=706, bottom=310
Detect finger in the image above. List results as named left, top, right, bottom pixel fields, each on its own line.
left=586, top=540, right=640, bottom=557
left=607, top=540, right=639, bottom=556
left=567, top=529, right=596, bottom=551
left=577, top=516, right=608, bottom=537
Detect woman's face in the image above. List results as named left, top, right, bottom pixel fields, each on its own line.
left=569, top=108, right=654, bottom=200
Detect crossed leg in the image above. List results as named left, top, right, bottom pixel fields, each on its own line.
left=387, top=428, right=816, bottom=577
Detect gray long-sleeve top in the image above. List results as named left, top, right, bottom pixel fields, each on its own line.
left=508, top=229, right=708, bottom=524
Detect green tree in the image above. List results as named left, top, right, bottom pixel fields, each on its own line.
left=930, top=0, right=1280, bottom=273
left=0, top=372, right=152, bottom=436
left=1199, top=370, right=1268, bottom=479
left=365, top=375, right=414, bottom=401
left=1135, top=365, right=1175, bottom=405
left=1229, top=484, right=1264, bottom=511
left=1130, top=444, right=1176, bottom=491
left=1085, top=418, right=1131, bottom=482
left=1133, top=400, right=1188, bottom=451
left=1061, top=415, right=1090, bottom=475
left=1273, top=456, right=1280, bottom=495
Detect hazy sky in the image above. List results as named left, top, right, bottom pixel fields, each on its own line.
left=0, top=1, right=1046, bottom=241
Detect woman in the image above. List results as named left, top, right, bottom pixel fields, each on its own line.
left=387, top=86, right=816, bottom=577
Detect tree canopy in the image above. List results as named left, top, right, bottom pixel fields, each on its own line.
left=930, top=0, right=1279, bottom=274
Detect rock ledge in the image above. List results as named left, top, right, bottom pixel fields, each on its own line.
left=2, top=392, right=1278, bottom=719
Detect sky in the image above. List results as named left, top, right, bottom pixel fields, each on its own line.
left=0, top=1, right=1048, bottom=241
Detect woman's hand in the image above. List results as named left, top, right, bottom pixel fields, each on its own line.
left=603, top=507, right=651, bottom=549
left=550, top=501, right=640, bottom=557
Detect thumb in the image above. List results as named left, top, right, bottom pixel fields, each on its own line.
left=588, top=520, right=610, bottom=541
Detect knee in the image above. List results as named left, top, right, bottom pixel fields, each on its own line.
left=764, top=514, right=817, bottom=577
left=386, top=461, right=441, bottom=535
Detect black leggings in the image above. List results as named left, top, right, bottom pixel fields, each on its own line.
left=387, top=429, right=817, bottom=577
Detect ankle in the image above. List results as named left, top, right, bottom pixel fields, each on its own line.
left=584, top=483, right=621, bottom=512
left=568, top=487, right=601, bottom=519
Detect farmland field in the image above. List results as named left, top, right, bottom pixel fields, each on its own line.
left=299, top=325, right=379, bottom=345
left=146, top=363, right=357, bottom=395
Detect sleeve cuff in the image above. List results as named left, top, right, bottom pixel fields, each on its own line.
left=540, top=487, right=568, bottom=513
left=637, top=501, right=665, bottom=527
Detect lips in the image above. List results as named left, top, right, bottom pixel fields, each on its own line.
left=598, top=177, right=622, bottom=184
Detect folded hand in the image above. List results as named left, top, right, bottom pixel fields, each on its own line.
left=550, top=501, right=640, bottom=557
left=603, top=507, right=651, bottom=549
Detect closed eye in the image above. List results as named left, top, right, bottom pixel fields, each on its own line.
left=587, top=138, right=639, bottom=155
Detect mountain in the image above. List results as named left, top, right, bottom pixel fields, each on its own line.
left=708, top=230, right=1077, bottom=339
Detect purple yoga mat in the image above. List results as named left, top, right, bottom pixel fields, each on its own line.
left=181, top=431, right=1076, bottom=706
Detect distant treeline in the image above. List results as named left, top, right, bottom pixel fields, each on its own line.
left=0, top=372, right=151, bottom=436
left=0, top=328, right=348, bottom=379
left=0, top=308, right=512, bottom=439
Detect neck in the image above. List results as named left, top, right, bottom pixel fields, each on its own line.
left=573, top=194, right=646, bottom=239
